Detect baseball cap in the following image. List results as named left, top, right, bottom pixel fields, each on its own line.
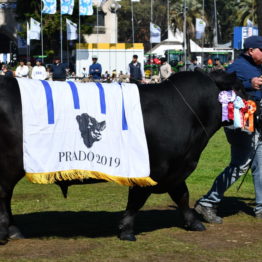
left=92, top=55, right=98, bottom=59
left=244, top=36, right=262, bottom=49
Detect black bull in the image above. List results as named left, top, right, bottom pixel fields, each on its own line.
left=0, top=70, right=244, bottom=244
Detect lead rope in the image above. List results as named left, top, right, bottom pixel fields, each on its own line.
left=167, top=79, right=209, bottom=138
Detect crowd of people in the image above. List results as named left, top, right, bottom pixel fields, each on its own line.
left=0, top=52, right=230, bottom=85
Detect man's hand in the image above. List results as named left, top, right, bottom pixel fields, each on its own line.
left=251, top=77, right=262, bottom=90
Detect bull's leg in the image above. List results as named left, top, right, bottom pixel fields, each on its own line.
left=0, top=186, right=9, bottom=244
left=119, top=186, right=151, bottom=241
left=5, top=191, right=24, bottom=241
left=168, top=182, right=206, bottom=231
left=0, top=182, right=24, bottom=244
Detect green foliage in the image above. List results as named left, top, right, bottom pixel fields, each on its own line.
left=118, top=0, right=168, bottom=51
left=170, top=0, right=258, bottom=45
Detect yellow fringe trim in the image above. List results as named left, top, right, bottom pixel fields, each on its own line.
left=25, top=169, right=157, bottom=187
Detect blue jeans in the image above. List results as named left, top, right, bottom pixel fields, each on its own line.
left=198, top=127, right=262, bottom=215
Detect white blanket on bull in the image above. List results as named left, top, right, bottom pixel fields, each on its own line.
left=17, top=78, right=156, bottom=186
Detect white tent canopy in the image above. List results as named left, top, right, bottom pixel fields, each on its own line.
left=190, top=39, right=233, bottom=53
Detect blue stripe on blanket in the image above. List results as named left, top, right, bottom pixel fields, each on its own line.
left=95, top=82, right=106, bottom=114
left=119, top=83, right=128, bottom=130
left=41, top=80, right=54, bottom=124
left=67, top=81, right=80, bottom=109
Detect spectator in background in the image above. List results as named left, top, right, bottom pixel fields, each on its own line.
left=188, top=57, right=200, bottom=72
left=104, top=71, right=109, bottom=79
left=26, top=61, right=33, bottom=78
left=15, top=59, right=29, bottom=78
left=51, top=57, right=67, bottom=81
left=159, top=57, right=172, bottom=81
left=46, top=65, right=52, bottom=80
left=89, top=55, right=102, bottom=81
left=1, top=65, right=13, bottom=77
left=212, top=58, right=225, bottom=71
left=128, top=54, right=145, bottom=83
left=32, top=60, right=47, bottom=80
left=82, top=67, right=88, bottom=78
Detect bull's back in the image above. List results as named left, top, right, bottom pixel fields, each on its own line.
left=138, top=72, right=221, bottom=184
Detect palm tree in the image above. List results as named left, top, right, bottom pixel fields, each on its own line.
left=170, top=0, right=204, bottom=41
left=227, top=0, right=257, bottom=26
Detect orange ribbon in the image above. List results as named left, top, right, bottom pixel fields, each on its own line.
left=243, top=100, right=256, bottom=132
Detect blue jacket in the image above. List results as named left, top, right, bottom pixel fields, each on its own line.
left=227, top=54, right=262, bottom=100
left=51, top=63, right=67, bottom=80
left=89, top=63, right=102, bottom=80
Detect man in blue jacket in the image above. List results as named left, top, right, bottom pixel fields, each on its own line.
left=195, top=36, right=262, bottom=223
left=51, top=58, right=67, bottom=81
left=89, top=55, right=102, bottom=81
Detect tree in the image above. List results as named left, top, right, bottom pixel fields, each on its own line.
left=15, top=0, right=95, bottom=59
left=226, top=0, right=256, bottom=27
left=117, top=0, right=168, bottom=51
left=170, top=0, right=203, bottom=40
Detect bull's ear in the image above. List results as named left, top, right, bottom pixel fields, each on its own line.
left=100, top=121, right=106, bottom=131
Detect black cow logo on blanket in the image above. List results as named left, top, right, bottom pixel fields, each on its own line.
left=76, top=113, right=106, bottom=148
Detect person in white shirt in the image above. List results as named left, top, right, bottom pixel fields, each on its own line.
left=15, top=60, right=29, bottom=78
left=159, top=57, right=172, bottom=81
left=82, top=67, right=88, bottom=78
left=32, top=60, right=47, bottom=80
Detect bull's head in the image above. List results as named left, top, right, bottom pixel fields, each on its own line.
left=76, top=113, right=106, bottom=148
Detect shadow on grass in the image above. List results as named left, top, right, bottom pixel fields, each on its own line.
left=14, top=208, right=183, bottom=239
left=218, top=196, right=255, bottom=218
left=14, top=197, right=255, bottom=239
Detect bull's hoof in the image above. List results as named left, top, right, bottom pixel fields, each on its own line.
left=8, top=225, right=24, bottom=240
left=119, top=232, right=137, bottom=241
left=0, top=229, right=9, bottom=245
left=0, top=239, right=8, bottom=245
left=186, top=221, right=206, bottom=231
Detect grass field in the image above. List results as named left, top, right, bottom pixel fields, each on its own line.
left=1, top=129, right=262, bottom=262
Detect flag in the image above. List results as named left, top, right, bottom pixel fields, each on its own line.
left=195, top=18, right=206, bottom=39
left=131, top=0, right=140, bottom=2
left=150, top=22, right=161, bottom=43
left=42, top=0, right=57, bottom=14
left=79, top=0, right=93, bottom=16
left=66, top=18, right=77, bottom=40
left=247, top=19, right=253, bottom=27
left=27, top=22, right=30, bottom=46
left=30, top=18, right=41, bottom=40
left=61, top=0, right=74, bottom=15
